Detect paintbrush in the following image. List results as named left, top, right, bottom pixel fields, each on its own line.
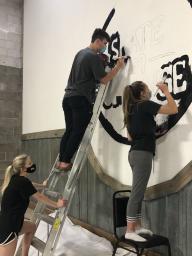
left=154, top=74, right=168, bottom=97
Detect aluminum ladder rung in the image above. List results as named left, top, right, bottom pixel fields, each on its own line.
left=44, top=189, right=61, bottom=198
left=35, top=213, right=55, bottom=225
left=31, top=237, right=46, bottom=253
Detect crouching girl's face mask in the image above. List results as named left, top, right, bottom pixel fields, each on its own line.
left=26, top=164, right=36, bottom=173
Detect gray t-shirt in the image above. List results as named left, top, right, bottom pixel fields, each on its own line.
left=64, top=47, right=107, bottom=103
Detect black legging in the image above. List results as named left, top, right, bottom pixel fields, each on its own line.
left=59, top=96, right=93, bottom=162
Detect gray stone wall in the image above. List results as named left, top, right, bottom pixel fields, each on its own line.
left=0, top=65, right=22, bottom=179
left=0, top=0, right=23, bottom=181
left=0, top=0, right=23, bottom=68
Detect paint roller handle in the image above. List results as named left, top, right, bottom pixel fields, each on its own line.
left=154, top=74, right=168, bottom=96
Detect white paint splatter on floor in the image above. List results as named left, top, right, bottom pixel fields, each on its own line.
left=27, top=214, right=134, bottom=256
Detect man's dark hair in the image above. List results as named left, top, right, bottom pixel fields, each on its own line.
left=91, top=28, right=110, bottom=43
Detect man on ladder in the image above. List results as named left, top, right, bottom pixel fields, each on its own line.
left=57, top=28, right=125, bottom=171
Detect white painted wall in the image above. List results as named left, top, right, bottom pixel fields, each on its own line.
left=23, top=0, right=114, bottom=134
left=23, top=0, right=192, bottom=186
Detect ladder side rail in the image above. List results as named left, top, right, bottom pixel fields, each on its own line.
left=34, top=82, right=111, bottom=255
left=48, top=83, right=111, bottom=254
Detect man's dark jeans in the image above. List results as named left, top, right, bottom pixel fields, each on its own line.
left=59, top=96, right=92, bottom=162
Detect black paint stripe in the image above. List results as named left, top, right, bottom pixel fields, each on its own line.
left=187, top=0, right=192, bottom=7
left=102, top=8, right=115, bottom=31
left=99, top=112, right=131, bottom=145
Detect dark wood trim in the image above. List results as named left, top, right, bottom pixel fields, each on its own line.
left=88, top=146, right=192, bottom=200
left=22, top=129, right=64, bottom=140
left=87, top=146, right=131, bottom=191
left=22, top=129, right=192, bottom=200
left=145, top=160, right=192, bottom=200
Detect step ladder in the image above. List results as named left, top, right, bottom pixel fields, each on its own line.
left=23, top=82, right=112, bottom=256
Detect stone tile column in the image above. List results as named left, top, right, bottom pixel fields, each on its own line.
left=0, top=0, right=23, bottom=181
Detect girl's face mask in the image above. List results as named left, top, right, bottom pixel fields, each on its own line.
left=26, top=164, right=36, bottom=173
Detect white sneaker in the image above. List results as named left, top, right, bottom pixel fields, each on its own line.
left=136, top=228, right=153, bottom=236
left=125, top=232, right=146, bottom=242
